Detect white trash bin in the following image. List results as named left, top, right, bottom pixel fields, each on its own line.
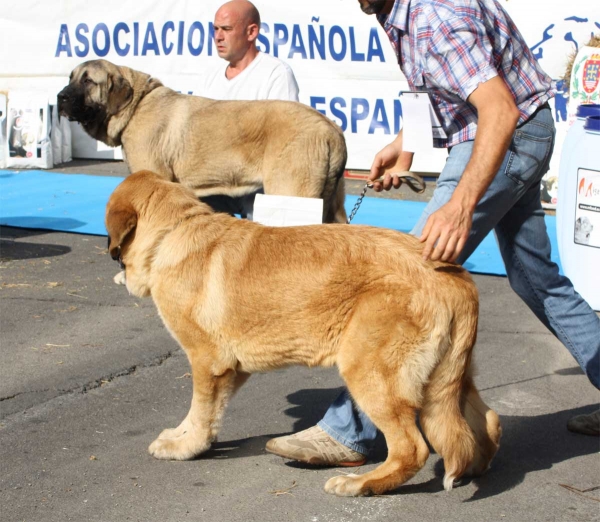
left=557, top=114, right=600, bottom=311
left=557, top=104, right=600, bottom=254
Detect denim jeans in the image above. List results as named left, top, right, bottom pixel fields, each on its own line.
left=318, top=105, right=600, bottom=455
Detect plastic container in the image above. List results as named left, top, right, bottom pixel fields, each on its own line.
left=557, top=104, right=600, bottom=253
left=557, top=115, right=600, bottom=311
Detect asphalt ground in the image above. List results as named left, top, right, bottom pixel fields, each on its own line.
left=1, top=160, right=598, bottom=522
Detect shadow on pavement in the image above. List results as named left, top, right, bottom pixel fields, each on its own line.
left=196, top=388, right=347, bottom=461
left=205, top=433, right=291, bottom=460
left=0, top=227, right=72, bottom=260
left=462, top=404, right=599, bottom=501
left=276, top=387, right=599, bottom=500
left=0, top=217, right=87, bottom=235
left=145, top=385, right=597, bottom=501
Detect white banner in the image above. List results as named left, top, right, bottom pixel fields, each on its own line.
left=0, top=0, right=598, bottom=172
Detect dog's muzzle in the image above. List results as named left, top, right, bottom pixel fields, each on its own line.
left=108, top=237, right=126, bottom=270
left=56, top=85, right=88, bottom=121
left=57, top=87, right=73, bottom=118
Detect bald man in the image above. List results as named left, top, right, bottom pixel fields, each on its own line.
left=193, top=1, right=299, bottom=218
left=197, top=0, right=299, bottom=101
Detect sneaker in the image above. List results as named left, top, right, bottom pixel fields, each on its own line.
left=567, top=409, right=600, bottom=436
left=265, top=426, right=367, bottom=467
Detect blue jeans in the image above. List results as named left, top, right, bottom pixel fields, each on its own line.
left=318, top=105, right=600, bottom=455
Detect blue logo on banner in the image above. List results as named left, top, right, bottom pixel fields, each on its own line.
left=54, top=18, right=396, bottom=134
left=529, top=15, right=600, bottom=123
left=310, top=97, right=403, bottom=135
left=55, top=21, right=213, bottom=57
left=55, top=20, right=386, bottom=62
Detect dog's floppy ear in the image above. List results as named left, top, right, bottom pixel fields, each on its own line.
left=106, top=73, right=133, bottom=115
left=106, top=200, right=137, bottom=260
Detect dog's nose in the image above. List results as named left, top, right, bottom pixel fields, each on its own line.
left=57, top=91, right=68, bottom=104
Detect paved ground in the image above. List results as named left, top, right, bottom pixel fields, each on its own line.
left=1, top=160, right=598, bottom=522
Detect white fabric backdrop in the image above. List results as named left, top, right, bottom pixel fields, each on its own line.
left=0, top=0, right=598, bottom=172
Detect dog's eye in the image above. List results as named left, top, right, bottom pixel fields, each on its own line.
left=83, top=77, right=95, bottom=86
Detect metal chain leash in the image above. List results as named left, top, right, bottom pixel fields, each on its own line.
left=346, top=182, right=371, bottom=224
left=346, top=172, right=427, bottom=224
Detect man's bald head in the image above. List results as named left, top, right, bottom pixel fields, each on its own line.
left=213, top=0, right=261, bottom=65
left=216, top=0, right=260, bottom=27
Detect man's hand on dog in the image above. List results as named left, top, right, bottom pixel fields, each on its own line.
left=419, top=199, right=473, bottom=263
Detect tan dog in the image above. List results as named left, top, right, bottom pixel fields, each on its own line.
left=58, top=59, right=347, bottom=223
left=105, top=171, right=501, bottom=497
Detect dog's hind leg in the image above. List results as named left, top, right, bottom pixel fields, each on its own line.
left=324, top=375, right=430, bottom=497
left=419, top=299, right=500, bottom=489
left=323, top=296, right=440, bottom=496
left=460, top=373, right=501, bottom=477
left=419, top=383, right=477, bottom=491
left=419, top=374, right=500, bottom=490
left=260, top=132, right=346, bottom=224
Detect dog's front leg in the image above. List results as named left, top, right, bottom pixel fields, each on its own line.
left=156, top=370, right=250, bottom=442
left=113, top=270, right=126, bottom=285
left=148, top=363, right=243, bottom=461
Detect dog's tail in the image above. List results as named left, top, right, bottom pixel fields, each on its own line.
left=322, top=124, right=348, bottom=224
left=419, top=286, right=501, bottom=491
left=332, top=176, right=347, bottom=224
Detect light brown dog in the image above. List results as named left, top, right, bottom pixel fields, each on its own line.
left=105, top=170, right=501, bottom=497
left=58, top=59, right=347, bottom=223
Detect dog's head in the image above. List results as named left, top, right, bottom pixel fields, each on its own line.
left=105, top=171, right=144, bottom=296
left=57, top=59, right=134, bottom=142
left=106, top=171, right=213, bottom=296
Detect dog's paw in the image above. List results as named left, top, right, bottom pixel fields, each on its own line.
left=158, top=427, right=182, bottom=440
left=148, top=435, right=210, bottom=461
left=158, top=423, right=186, bottom=439
left=324, top=474, right=371, bottom=497
left=113, top=270, right=126, bottom=285
left=158, top=417, right=194, bottom=440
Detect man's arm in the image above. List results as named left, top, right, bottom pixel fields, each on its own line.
left=420, top=75, right=520, bottom=261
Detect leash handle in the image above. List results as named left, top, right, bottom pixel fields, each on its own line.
left=346, top=171, right=427, bottom=224
left=367, top=171, right=426, bottom=194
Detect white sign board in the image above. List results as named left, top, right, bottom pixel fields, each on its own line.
left=253, top=193, right=323, bottom=227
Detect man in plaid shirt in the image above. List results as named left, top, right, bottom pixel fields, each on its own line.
left=266, top=0, right=600, bottom=478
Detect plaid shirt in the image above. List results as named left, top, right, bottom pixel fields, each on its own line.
left=377, top=0, right=555, bottom=147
